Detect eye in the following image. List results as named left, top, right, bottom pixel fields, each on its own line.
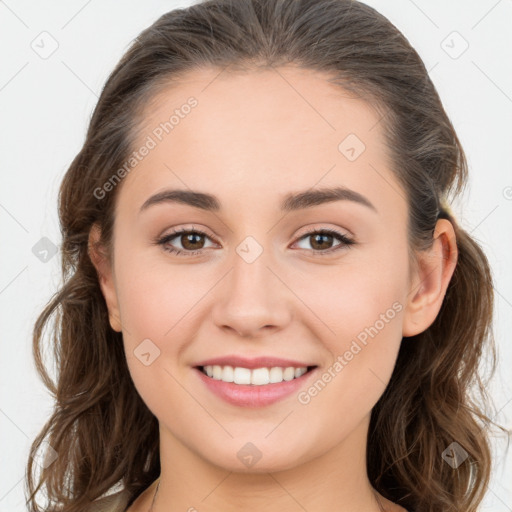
left=292, top=228, right=355, bottom=255
left=155, top=227, right=217, bottom=257
left=154, top=227, right=355, bottom=257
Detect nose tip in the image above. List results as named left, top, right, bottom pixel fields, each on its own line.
left=211, top=257, right=292, bottom=339
left=219, top=318, right=279, bottom=339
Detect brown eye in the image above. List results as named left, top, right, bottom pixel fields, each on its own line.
left=156, top=228, right=216, bottom=256
left=309, top=232, right=336, bottom=250
left=156, top=227, right=355, bottom=258
left=294, top=229, right=355, bottom=254
left=179, top=232, right=206, bottom=250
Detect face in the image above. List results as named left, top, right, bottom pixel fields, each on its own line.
left=91, top=66, right=448, bottom=474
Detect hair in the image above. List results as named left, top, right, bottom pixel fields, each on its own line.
left=25, top=1, right=509, bottom=511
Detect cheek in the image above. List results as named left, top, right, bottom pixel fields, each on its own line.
left=114, top=253, right=199, bottom=417
left=292, top=243, right=408, bottom=405
left=293, top=262, right=407, bottom=435
left=114, top=246, right=205, bottom=340
left=293, top=240, right=408, bottom=341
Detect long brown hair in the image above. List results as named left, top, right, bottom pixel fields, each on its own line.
left=25, top=1, right=509, bottom=510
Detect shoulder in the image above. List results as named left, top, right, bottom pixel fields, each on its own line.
left=83, top=488, right=132, bottom=512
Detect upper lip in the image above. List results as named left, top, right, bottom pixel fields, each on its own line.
left=193, top=355, right=317, bottom=370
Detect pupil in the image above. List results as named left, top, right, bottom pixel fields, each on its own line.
left=312, top=233, right=332, bottom=250
left=183, top=233, right=203, bottom=249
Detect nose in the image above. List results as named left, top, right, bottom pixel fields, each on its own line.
left=211, top=245, right=292, bottom=339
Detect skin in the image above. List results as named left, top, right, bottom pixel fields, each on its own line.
left=89, top=65, right=457, bottom=512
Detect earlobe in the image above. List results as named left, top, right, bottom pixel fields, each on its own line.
left=88, top=224, right=122, bottom=332
left=402, top=219, right=458, bottom=337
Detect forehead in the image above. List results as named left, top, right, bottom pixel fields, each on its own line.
left=120, top=65, right=401, bottom=218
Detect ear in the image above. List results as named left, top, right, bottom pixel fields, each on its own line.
left=402, top=219, right=458, bottom=337
left=88, top=223, right=122, bottom=332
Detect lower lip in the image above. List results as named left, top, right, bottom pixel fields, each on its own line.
left=194, top=367, right=317, bottom=407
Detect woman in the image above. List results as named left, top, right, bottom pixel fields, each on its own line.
left=25, top=0, right=506, bottom=511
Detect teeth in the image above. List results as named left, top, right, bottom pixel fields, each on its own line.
left=202, top=365, right=309, bottom=385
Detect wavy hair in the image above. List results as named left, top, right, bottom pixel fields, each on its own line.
left=25, top=1, right=509, bottom=511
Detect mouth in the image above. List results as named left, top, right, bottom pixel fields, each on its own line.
left=193, top=364, right=319, bottom=407
left=194, top=364, right=318, bottom=386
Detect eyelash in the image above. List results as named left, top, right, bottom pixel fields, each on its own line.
left=155, top=227, right=356, bottom=257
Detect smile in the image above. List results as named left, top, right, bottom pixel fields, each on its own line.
left=199, top=364, right=315, bottom=385
left=194, top=365, right=318, bottom=407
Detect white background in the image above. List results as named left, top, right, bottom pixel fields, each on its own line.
left=1, top=0, right=511, bottom=510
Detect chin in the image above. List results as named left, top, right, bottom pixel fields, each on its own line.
left=202, top=440, right=312, bottom=474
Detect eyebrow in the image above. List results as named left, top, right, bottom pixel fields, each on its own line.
left=139, top=186, right=378, bottom=214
